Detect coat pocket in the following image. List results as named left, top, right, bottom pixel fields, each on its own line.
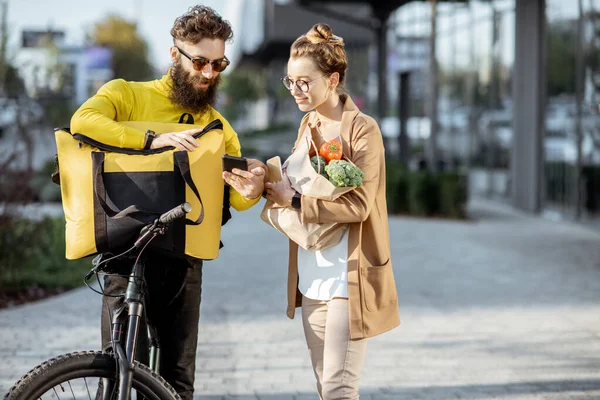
left=361, top=259, right=398, bottom=312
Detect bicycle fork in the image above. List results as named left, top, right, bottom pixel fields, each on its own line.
left=107, top=260, right=147, bottom=400
left=148, top=324, right=161, bottom=374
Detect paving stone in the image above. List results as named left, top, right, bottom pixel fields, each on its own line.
left=1, top=198, right=599, bottom=399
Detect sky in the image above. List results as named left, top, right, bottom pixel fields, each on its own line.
left=4, top=0, right=261, bottom=71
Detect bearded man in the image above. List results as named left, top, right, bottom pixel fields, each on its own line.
left=70, top=5, right=265, bottom=399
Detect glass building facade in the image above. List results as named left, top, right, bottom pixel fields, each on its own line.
left=384, top=0, right=600, bottom=226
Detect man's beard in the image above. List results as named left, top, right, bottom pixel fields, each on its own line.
left=169, top=60, right=221, bottom=114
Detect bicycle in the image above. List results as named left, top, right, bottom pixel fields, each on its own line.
left=4, top=202, right=194, bottom=400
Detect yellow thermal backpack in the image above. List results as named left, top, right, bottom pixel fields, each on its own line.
left=54, top=119, right=228, bottom=260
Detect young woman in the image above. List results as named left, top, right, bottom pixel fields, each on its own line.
left=264, top=23, right=400, bottom=399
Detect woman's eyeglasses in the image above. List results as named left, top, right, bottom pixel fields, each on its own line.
left=281, top=75, right=323, bottom=93
left=175, top=46, right=230, bottom=73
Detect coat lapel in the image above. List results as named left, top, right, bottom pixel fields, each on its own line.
left=304, top=94, right=361, bottom=158
left=339, top=95, right=360, bottom=158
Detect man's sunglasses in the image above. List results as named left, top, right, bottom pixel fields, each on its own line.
left=175, top=46, right=230, bottom=73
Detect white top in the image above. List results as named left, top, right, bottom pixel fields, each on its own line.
left=297, top=228, right=349, bottom=300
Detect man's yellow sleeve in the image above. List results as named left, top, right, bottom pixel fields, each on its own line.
left=70, top=79, right=146, bottom=148
left=220, top=116, right=261, bottom=211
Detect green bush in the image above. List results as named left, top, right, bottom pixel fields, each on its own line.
left=408, top=171, right=440, bottom=216
left=0, top=170, right=35, bottom=203
left=0, top=217, right=91, bottom=294
left=239, top=122, right=295, bottom=137
left=237, top=137, right=259, bottom=158
left=386, top=162, right=468, bottom=219
left=411, top=145, right=424, bottom=155
left=583, top=166, right=600, bottom=213
left=0, top=216, right=38, bottom=291
left=544, top=163, right=600, bottom=214
left=385, top=161, right=409, bottom=214
left=439, top=172, right=468, bottom=219
left=545, top=162, right=575, bottom=205
left=29, top=159, right=62, bottom=203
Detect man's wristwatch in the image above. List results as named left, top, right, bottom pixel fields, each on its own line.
left=144, top=130, right=157, bottom=150
left=291, top=191, right=302, bottom=209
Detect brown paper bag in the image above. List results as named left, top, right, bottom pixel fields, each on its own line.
left=260, top=202, right=348, bottom=251
left=286, top=131, right=355, bottom=200
left=260, top=129, right=354, bottom=250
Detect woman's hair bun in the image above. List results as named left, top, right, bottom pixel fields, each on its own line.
left=305, top=23, right=344, bottom=46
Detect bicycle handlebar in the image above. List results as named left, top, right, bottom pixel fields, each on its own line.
left=86, top=202, right=193, bottom=287
left=132, top=202, right=192, bottom=250
left=159, top=202, right=192, bottom=225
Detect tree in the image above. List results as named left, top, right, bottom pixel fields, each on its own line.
left=3, top=65, right=24, bottom=97
left=586, top=11, right=600, bottom=151
left=0, top=0, right=33, bottom=98
left=441, top=69, right=491, bottom=109
left=547, top=22, right=577, bottom=97
left=0, top=0, right=7, bottom=95
left=88, top=15, right=154, bottom=81
left=220, top=68, right=262, bottom=122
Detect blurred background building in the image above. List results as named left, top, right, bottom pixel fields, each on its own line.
left=229, top=0, right=600, bottom=228
left=1, top=0, right=599, bottom=227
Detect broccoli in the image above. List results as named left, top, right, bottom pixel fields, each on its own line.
left=310, top=155, right=329, bottom=179
left=324, top=159, right=364, bottom=187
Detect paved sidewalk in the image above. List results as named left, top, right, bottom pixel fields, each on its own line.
left=1, top=197, right=599, bottom=399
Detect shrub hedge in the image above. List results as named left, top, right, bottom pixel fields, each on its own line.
left=386, top=161, right=468, bottom=219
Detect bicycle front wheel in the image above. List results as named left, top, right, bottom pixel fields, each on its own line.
left=4, top=350, right=179, bottom=400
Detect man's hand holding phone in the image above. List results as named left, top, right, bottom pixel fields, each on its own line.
left=222, top=155, right=266, bottom=199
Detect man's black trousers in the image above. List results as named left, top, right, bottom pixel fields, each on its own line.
left=100, top=251, right=203, bottom=400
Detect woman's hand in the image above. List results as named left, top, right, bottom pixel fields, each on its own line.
left=223, top=158, right=266, bottom=199
left=265, top=171, right=296, bottom=207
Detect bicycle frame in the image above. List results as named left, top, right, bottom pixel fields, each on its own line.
left=95, top=201, right=191, bottom=400
left=102, top=257, right=166, bottom=400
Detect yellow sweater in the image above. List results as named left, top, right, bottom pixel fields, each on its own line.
left=70, top=72, right=260, bottom=211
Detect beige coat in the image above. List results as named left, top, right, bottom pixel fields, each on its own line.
left=286, top=95, right=401, bottom=340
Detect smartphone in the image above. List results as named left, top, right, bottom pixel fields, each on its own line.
left=266, top=156, right=283, bottom=182
left=222, top=154, right=248, bottom=173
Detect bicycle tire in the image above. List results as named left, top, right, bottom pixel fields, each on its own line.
left=4, top=350, right=180, bottom=400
